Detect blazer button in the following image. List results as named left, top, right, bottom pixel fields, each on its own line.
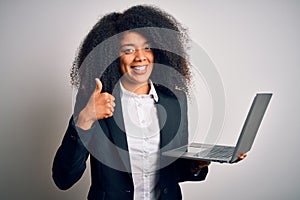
left=70, top=135, right=76, bottom=141
left=163, top=188, right=168, bottom=194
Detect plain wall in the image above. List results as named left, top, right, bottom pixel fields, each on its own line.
left=0, top=0, right=299, bottom=199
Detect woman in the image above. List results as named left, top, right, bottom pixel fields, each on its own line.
left=52, top=5, right=211, bottom=200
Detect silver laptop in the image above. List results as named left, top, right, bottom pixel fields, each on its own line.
left=163, top=93, right=272, bottom=163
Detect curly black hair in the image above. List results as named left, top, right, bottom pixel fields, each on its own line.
left=71, top=5, right=191, bottom=113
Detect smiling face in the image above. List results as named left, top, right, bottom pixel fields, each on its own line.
left=119, top=31, right=154, bottom=94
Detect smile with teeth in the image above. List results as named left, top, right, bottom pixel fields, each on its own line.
left=131, top=65, right=148, bottom=74
left=132, top=65, right=147, bottom=71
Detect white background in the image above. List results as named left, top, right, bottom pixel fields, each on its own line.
left=0, top=0, right=299, bottom=199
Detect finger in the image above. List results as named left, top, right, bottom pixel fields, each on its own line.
left=239, top=153, right=247, bottom=160
left=234, top=153, right=247, bottom=163
left=104, top=110, right=113, bottom=118
left=198, top=161, right=210, bottom=168
left=107, top=94, right=115, bottom=102
left=101, top=93, right=115, bottom=102
left=95, top=78, right=103, bottom=93
left=105, top=95, right=116, bottom=108
left=111, top=95, right=115, bottom=101
left=106, top=102, right=114, bottom=112
left=109, top=104, right=115, bottom=112
left=110, top=100, right=116, bottom=108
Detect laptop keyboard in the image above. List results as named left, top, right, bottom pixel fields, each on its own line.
left=195, top=145, right=235, bottom=159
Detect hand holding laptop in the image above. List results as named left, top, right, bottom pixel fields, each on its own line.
left=190, top=153, right=247, bottom=174
left=235, top=153, right=247, bottom=163
left=190, top=160, right=211, bottom=175
left=163, top=93, right=272, bottom=164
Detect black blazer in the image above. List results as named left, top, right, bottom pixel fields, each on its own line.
left=52, top=85, right=208, bottom=200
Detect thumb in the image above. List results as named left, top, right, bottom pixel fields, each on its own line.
left=95, top=78, right=103, bottom=93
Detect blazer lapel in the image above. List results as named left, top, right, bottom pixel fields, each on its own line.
left=106, top=85, right=132, bottom=173
left=156, top=88, right=181, bottom=150
left=105, top=84, right=185, bottom=174
left=155, top=86, right=187, bottom=152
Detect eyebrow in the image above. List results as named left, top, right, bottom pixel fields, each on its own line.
left=120, top=41, right=150, bottom=48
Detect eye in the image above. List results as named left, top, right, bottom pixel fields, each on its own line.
left=144, top=45, right=151, bottom=51
left=121, top=48, right=135, bottom=54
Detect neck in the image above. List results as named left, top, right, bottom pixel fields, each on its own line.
left=121, top=80, right=150, bottom=95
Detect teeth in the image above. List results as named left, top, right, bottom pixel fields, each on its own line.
left=133, top=65, right=146, bottom=71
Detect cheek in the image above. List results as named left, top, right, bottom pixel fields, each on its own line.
left=148, top=53, right=154, bottom=63
left=119, top=57, right=131, bottom=74
left=120, top=66, right=126, bottom=75
left=148, top=54, right=154, bottom=70
left=120, top=55, right=133, bottom=66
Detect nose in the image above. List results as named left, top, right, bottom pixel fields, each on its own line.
left=134, top=49, right=146, bottom=61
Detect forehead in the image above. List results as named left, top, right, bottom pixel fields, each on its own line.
left=120, top=31, right=148, bottom=46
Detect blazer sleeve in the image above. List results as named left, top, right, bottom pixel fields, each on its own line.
left=52, top=116, right=90, bottom=190
left=175, top=90, right=209, bottom=182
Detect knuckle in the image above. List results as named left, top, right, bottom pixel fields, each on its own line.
left=100, top=92, right=108, bottom=98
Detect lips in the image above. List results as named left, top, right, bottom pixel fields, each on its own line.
left=131, top=65, right=147, bottom=74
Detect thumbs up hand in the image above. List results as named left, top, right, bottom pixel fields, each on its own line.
left=92, top=78, right=115, bottom=119
left=76, top=78, right=115, bottom=130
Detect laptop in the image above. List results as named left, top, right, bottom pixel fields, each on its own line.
left=163, top=93, right=272, bottom=163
